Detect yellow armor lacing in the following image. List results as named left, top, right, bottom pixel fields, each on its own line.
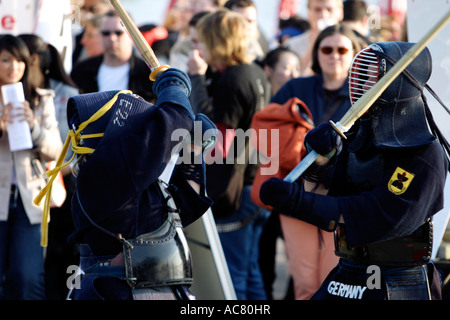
left=34, top=90, right=132, bottom=247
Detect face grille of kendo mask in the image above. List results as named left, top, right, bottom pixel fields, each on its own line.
left=349, top=47, right=380, bottom=105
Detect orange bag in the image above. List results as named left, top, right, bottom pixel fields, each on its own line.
left=250, top=97, right=314, bottom=209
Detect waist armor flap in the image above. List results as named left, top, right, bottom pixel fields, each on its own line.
left=123, top=182, right=193, bottom=289
left=123, top=211, right=193, bottom=289
left=335, top=221, right=433, bottom=266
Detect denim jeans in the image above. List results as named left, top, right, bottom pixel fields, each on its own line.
left=215, top=186, right=270, bottom=300
left=0, top=190, right=46, bottom=300
left=69, top=244, right=132, bottom=300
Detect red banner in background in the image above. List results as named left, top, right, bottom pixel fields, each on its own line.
left=0, top=0, right=74, bottom=72
left=0, top=0, right=37, bottom=34
left=278, top=0, right=298, bottom=20
left=379, top=0, right=407, bottom=24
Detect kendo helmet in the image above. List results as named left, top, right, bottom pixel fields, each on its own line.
left=349, top=42, right=436, bottom=148
left=67, top=90, right=123, bottom=151
left=67, top=90, right=154, bottom=155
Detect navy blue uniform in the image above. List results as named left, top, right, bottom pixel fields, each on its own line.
left=315, top=130, right=447, bottom=248
left=66, top=69, right=213, bottom=300
left=68, top=89, right=205, bottom=256
left=314, top=127, right=447, bottom=300
left=261, top=41, right=450, bottom=300
left=263, top=124, right=448, bottom=300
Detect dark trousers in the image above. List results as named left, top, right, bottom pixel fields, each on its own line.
left=0, top=190, right=46, bottom=300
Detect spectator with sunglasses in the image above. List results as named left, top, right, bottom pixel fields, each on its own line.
left=285, top=0, right=344, bottom=77
left=72, top=0, right=111, bottom=66
left=71, top=10, right=156, bottom=103
left=268, top=23, right=362, bottom=300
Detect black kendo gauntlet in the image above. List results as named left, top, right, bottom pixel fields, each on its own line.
left=176, top=113, right=217, bottom=195
left=260, top=178, right=340, bottom=231
left=169, top=113, right=217, bottom=227
left=260, top=122, right=341, bottom=231
left=303, top=122, right=341, bottom=189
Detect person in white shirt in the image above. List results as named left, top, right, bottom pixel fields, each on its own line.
left=71, top=10, right=155, bottom=103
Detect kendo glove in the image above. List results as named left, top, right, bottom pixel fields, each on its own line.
left=191, top=113, right=218, bottom=153
left=303, top=122, right=341, bottom=187
left=153, top=68, right=192, bottom=97
left=169, top=115, right=215, bottom=226
left=305, top=122, right=342, bottom=159
left=260, top=178, right=302, bottom=215
left=175, top=113, right=217, bottom=196
left=260, top=177, right=340, bottom=231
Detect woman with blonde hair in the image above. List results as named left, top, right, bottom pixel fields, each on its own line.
left=187, top=8, right=271, bottom=300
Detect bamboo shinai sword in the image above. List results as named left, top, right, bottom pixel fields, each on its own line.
left=284, top=9, right=450, bottom=183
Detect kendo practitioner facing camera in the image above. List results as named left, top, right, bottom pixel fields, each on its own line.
left=260, top=42, right=450, bottom=300
left=38, top=68, right=215, bottom=300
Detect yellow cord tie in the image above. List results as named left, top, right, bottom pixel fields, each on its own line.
left=35, top=90, right=132, bottom=247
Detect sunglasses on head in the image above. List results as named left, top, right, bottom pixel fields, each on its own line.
left=320, top=46, right=350, bottom=55
left=101, top=30, right=125, bottom=36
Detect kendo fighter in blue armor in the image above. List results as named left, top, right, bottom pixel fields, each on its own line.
left=260, top=42, right=450, bottom=300
left=61, top=68, right=216, bottom=300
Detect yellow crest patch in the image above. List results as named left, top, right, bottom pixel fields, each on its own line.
left=388, top=167, right=414, bottom=195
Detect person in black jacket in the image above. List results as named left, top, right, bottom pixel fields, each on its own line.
left=71, top=10, right=155, bottom=103
left=187, top=8, right=271, bottom=300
